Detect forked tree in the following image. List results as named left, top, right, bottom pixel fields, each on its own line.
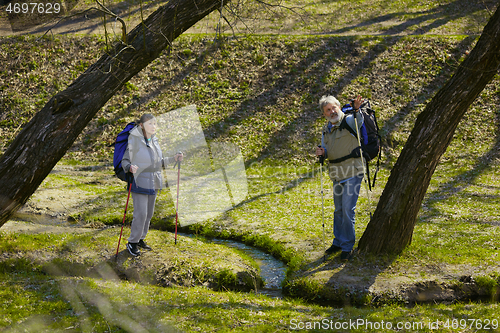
left=358, top=3, right=500, bottom=254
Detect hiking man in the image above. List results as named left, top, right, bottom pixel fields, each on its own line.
left=315, top=95, right=364, bottom=261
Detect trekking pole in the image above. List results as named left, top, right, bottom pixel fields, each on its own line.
left=353, top=108, right=373, bottom=219
left=318, top=146, right=326, bottom=262
left=173, top=156, right=181, bottom=245
left=115, top=179, right=132, bottom=260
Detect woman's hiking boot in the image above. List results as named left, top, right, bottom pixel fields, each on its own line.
left=138, top=239, right=152, bottom=251
left=127, top=242, right=141, bottom=256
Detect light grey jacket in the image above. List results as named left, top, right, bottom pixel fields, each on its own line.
left=121, top=126, right=172, bottom=194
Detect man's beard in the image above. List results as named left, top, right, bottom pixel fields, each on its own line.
left=329, top=110, right=343, bottom=124
left=329, top=114, right=339, bottom=124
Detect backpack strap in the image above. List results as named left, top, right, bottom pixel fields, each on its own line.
left=328, top=146, right=362, bottom=164
left=338, top=115, right=358, bottom=138
left=364, top=157, right=372, bottom=191
left=370, top=110, right=381, bottom=188
left=372, top=141, right=381, bottom=188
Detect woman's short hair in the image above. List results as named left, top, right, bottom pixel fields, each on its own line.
left=319, top=95, right=340, bottom=112
left=138, top=113, right=155, bottom=124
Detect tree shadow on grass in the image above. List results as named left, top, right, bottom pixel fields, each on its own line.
left=379, top=35, right=477, bottom=165
left=421, top=105, right=500, bottom=226
left=111, top=37, right=226, bottom=123
left=9, top=0, right=168, bottom=35
left=108, top=33, right=475, bottom=171
left=112, top=36, right=390, bottom=164
left=326, top=0, right=492, bottom=36
left=220, top=36, right=404, bottom=165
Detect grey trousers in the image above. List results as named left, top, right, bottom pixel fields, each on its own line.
left=128, top=191, right=157, bottom=243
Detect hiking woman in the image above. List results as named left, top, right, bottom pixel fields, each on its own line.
left=121, top=113, right=182, bottom=256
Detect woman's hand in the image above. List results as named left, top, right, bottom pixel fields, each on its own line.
left=129, top=165, right=139, bottom=173
left=175, top=152, right=184, bottom=162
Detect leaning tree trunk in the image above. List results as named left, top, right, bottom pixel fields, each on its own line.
left=358, top=4, right=500, bottom=254
left=0, top=0, right=224, bottom=227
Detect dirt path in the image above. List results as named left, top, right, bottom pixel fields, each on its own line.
left=0, top=220, right=93, bottom=234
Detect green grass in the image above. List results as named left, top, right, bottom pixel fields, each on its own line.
left=0, top=34, right=488, bottom=164
left=2, top=270, right=500, bottom=332
left=1, top=7, right=500, bottom=330
left=14, top=150, right=499, bottom=306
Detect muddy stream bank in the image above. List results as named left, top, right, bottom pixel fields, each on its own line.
left=1, top=213, right=287, bottom=298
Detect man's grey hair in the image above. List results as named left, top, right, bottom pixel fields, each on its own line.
left=319, top=95, right=340, bottom=112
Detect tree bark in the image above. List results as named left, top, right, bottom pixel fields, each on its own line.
left=0, top=0, right=224, bottom=226
left=358, top=4, right=500, bottom=254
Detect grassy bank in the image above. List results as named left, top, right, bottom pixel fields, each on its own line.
left=2, top=33, right=497, bottom=165
left=1, top=31, right=500, bottom=331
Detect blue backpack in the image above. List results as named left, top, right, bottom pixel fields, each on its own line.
left=340, top=100, right=381, bottom=162
left=335, top=100, right=382, bottom=189
left=112, top=122, right=136, bottom=182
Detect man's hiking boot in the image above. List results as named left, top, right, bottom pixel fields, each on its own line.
left=340, top=250, right=353, bottom=261
left=138, top=239, right=152, bottom=251
left=325, top=244, right=342, bottom=255
left=127, top=242, right=141, bottom=257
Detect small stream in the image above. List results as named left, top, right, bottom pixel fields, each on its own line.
left=210, top=238, right=287, bottom=298
left=179, top=233, right=287, bottom=298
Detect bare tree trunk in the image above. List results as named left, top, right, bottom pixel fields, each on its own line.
left=358, top=4, right=500, bottom=254
left=0, top=0, right=224, bottom=226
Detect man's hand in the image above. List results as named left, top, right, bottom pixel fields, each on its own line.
left=352, top=95, right=363, bottom=111
left=130, top=165, right=139, bottom=173
left=315, top=147, right=325, bottom=156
